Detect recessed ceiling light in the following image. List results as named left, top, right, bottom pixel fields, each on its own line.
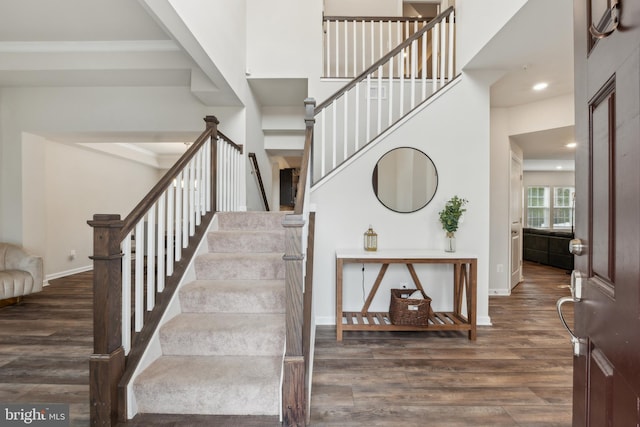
left=556, top=165, right=563, bottom=170
left=566, top=142, right=577, bottom=148
left=533, top=82, right=548, bottom=91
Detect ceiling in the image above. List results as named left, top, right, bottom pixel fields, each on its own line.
left=0, top=0, right=576, bottom=169
left=467, top=0, right=576, bottom=169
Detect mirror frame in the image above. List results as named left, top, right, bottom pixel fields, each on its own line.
left=372, top=147, right=438, bottom=213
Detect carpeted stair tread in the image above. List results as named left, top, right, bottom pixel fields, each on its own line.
left=207, top=230, right=285, bottom=253
left=160, top=313, right=285, bottom=356
left=134, top=355, right=281, bottom=415
left=216, top=211, right=288, bottom=231
left=195, top=252, right=285, bottom=280
left=180, top=280, right=285, bottom=313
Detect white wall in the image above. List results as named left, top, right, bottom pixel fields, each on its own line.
left=310, top=73, right=493, bottom=326
left=456, top=0, right=527, bottom=69
left=23, top=134, right=161, bottom=279
left=508, top=94, right=574, bottom=136
left=246, top=0, right=322, bottom=79
left=489, top=107, right=511, bottom=295
left=168, top=0, right=247, bottom=102
left=324, top=0, right=402, bottom=16
left=0, top=85, right=214, bottom=248
left=523, top=170, right=575, bottom=189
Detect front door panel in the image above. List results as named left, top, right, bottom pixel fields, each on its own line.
left=573, top=1, right=640, bottom=425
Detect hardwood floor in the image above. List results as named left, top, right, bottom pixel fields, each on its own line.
left=310, top=261, right=574, bottom=426
left=0, top=271, right=93, bottom=427
left=0, top=262, right=573, bottom=426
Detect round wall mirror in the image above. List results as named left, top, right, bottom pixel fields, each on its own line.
left=372, top=147, right=438, bottom=213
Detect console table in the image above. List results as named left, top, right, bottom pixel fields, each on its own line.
left=335, top=249, right=477, bottom=341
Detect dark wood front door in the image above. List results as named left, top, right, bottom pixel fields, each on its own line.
left=572, top=0, right=640, bottom=425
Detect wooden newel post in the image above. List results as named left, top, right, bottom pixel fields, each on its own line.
left=204, top=115, right=219, bottom=213
left=87, top=214, right=125, bottom=426
left=282, top=214, right=306, bottom=426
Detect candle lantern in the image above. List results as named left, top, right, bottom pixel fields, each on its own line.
left=364, top=225, right=378, bottom=251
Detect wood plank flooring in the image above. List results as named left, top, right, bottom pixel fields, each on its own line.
left=310, top=261, right=574, bottom=426
left=0, top=271, right=93, bottom=427
left=0, top=261, right=573, bottom=426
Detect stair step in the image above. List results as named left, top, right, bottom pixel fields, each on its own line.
left=207, top=230, right=285, bottom=253
left=216, top=211, right=288, bottom=231
left=134, top=355, right=281, bottom=415
left=160, top=313, right=285, bottom=356
left=195, top=253, right=284, bottom=280
left=180, top=280, right=285, bottom=313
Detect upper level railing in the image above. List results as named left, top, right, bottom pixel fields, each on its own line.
left=323, top=15, right=436, bottom=79
left=88, top=116, right=243, bottom=425
left=314, top=7, right=456, bottom=185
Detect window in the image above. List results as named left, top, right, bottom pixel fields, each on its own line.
left=527, top=186, right=550, bottom=228
left=553, top=187, right=574, bottom=229
left=526, top=186, right=574, bottom=229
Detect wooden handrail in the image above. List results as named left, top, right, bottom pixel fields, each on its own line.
left=324, top=15, right=435, bottom=22
left=120, top=116, right=218, bottom=237
left=218, top=130, right=244, bottom=154
left=248, top=152, right=271, bottom=211
left=316, top=6, right=454, bottom=113
left=293, top=99, right=316, bottom=215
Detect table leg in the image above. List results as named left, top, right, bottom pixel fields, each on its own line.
left=468, top=260, right=477, bottom=340
left=336, top=258, right=343, bottom=341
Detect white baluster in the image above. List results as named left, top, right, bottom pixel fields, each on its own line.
left=134, top=220, right=144, bottom=332
left=388, top=51, right=394, bottom=127
left=411, top=39, right=417, bottom=108
left=421, top=31, right=427, bottom=101
left=399, top=46, right=405, bottom=116
left=344, top=19, right=348, bottom=78
left=352, top=19, right=357, bottom=77
left=326, top=20, right=331, bottom=77
left=182, top=163, right=189, bottom=245
left=378, top=20, right=383, bottom=70
left=377, top=65, right=382, bottom=134
left=146, top=205, right=155, bottom=311
left=122, top=232, right=132, bottom=354
left=166, top=183, right=174, bottom=276
left=175, top=172, right=182, bottom=260
left=332, top=103, right=337, bottom=168
left=335, top=19, right=339, bottom=78
left=440, top=18, right=446, bottom=88
left=366, top=75, right=371, bottom=142
left=361, top=20, right=365, bottom=75
left=433, top=24, right=439, bottom=92
left=354, top=83, right=360, bottom=151
left=321, top=109, right=326, bottom=177
left=343, top=93, right=348, bottom=160
left=157, top=192, right=166, bottom=293
left=205, top=137, right=211, bottom=211
left=448, top=12, right=455, bottom=79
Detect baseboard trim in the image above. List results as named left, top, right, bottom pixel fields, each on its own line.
left=46, top=265, right=93, bottom=284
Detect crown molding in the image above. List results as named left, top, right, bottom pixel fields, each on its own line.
left=0, top=40, right=180, bottom=53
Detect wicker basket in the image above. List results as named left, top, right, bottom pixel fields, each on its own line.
left=389, top=289, right=432, bottom=326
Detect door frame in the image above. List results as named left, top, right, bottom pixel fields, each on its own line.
left=509, top=150, right=524, bottom=290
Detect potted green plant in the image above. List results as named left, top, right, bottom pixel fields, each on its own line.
left=438, top=196, right=468, bottom=252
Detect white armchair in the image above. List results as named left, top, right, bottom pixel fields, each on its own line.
left=0, top=243, right=43, bottom=303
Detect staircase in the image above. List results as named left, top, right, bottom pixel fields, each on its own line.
left=133, top=211, right=288, bottom=417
